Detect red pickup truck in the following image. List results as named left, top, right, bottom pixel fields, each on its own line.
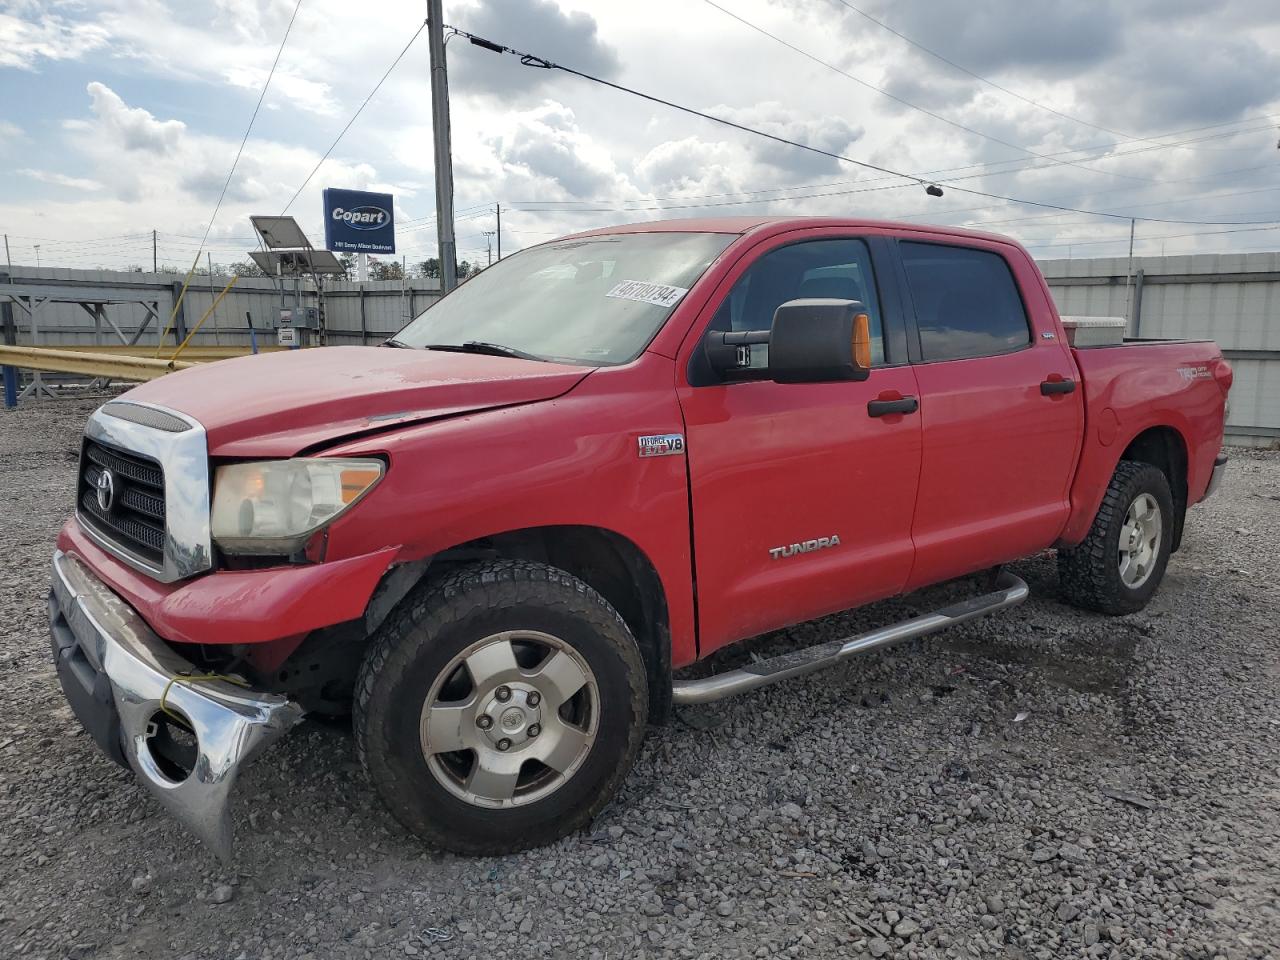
left=49, top=216, right=1231, bottom=860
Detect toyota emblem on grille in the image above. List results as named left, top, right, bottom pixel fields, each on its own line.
left=96, top=469, right=116, bottom=512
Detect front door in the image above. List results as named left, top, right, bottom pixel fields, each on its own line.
left=676, top=234, right=923, bottom=655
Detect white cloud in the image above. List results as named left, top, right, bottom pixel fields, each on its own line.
left=0, top=10, right=110, bottom=69
left=84, top=81, right=186, bottom=153
left=0, top=82, right=381, bottom=269
left=0, top=120, right=25, bottom=153
left=3, top=0, right=1280, bottom=266
left=224, top=66, right=340, bottom=117
left=17, top=168, right=104, bottom=191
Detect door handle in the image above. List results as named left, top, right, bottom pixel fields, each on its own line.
left=867, top=395, right=919, bottom=417
left=1040, top=378, right=1077, bottom=396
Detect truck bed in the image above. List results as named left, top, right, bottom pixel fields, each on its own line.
left=1061, top=337, right=1229, bottom=545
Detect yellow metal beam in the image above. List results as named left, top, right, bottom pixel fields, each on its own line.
left=36, top=344, right=289, bottom=361
left=0, top=345, right=196, bottom=381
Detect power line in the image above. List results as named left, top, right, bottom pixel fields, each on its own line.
left=499, top=157, right=1280, bottom=230
left=449, top=24, right=1280, bottom=227
left=199, top=0, right=304, bottom=250
left=503, top=115, right=1277, bottom=210
left=502, top=166, right=1280, bottom=226
left=1024, top=221, right=1280, bottom=250
left=825, top=0, right=1132, bottom=139
left=6, top=232, right=152, bottom=245
left=701, top=0, right=1159, bottom=184
left=282, top=18, right=429, bottom=214
left=455, top=25, right=927, bottom=187
left=825, top=0, right=1277, bottom=162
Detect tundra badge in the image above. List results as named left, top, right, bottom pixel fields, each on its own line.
left=770, top=535, right=841, bottom=560
left=638, top=434, right=685, bottom=458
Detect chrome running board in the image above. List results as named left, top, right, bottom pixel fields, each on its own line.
left=671, top=570, right=1029, bottom=705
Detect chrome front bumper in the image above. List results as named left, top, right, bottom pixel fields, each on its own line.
left=1204, top=453, right=1229, bottom=500
left=49, top=550, right=303, bottom=861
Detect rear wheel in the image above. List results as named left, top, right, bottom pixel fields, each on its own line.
left=354, top=560, right=647, bottom=854
left=1058, top=461, right=1174, bottom=615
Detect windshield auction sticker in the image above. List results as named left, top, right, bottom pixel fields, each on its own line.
left=606, top=280, right=689, bottom=309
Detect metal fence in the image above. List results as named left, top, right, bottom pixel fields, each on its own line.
left=3, top=255, right=1277, bottom=447
left=1040, top=251, right=1280, bottom=447
left=0, top=265, right=442, bottom=351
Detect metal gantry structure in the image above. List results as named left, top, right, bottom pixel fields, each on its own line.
left=0, top=273, right=168, bottom=401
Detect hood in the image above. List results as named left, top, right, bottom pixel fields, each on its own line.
left=122, top=346, right=593, bottom=456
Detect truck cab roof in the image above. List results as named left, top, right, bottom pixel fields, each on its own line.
left=561, top=215, right=1021, bottom=249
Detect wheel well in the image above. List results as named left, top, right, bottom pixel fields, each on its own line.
left=1121, top=426, right=1188, bottom=551
left=434, top=526, right=673, bottom=724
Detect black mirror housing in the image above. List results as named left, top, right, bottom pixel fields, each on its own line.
left=769, top=298, right=871, bottom=383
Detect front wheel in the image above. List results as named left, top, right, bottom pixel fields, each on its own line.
left=1058, top=460, right=1175, bottom=615
left=354, top=560, right=648, bottom=855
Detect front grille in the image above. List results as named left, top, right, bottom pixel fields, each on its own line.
left=78, top=439, right=166, bottom=566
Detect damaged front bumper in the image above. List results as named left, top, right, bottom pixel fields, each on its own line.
left=49, top=549, right=303, bottom=861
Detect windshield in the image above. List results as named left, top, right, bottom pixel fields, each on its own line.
left=392, top=232, right=735, bottom=365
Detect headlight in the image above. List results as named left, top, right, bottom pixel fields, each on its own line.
left=211, top=458, right=384, bottom=555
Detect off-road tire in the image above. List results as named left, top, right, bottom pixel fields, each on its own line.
left=1058, top=461, right=1174, bottom=615
left=354, top=560, right=648, bottom=855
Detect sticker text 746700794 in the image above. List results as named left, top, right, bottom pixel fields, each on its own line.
left=606, top=280, right=689, bottom=309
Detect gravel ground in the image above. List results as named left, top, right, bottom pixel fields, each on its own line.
left=2, top=395, right=1278, bottom=960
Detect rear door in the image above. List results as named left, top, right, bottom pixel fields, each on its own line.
left=676, top=231, right=923, bottom=654
left=894, top=238, right=1083, bottom=589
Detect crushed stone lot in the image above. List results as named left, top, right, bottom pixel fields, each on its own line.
left=2, top=395, right=1279, bottom=960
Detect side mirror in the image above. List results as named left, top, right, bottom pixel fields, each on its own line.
left=769, top=298, right=872, bottom=383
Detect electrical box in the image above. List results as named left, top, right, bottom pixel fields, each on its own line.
left=276, top=308, right=308, bottom=348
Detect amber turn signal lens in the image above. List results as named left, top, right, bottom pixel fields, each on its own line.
left=852, top=313, right=873, bottom=369
left=340, top=467, right=383, bottom=504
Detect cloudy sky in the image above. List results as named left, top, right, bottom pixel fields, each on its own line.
left=2, top=0, right=1279, bottom=272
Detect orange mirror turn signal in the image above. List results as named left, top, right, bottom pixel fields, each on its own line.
left=852, top=313, right=873, bottom=370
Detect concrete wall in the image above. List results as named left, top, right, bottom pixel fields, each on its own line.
left=1039, top=252, right=1280, bottom=447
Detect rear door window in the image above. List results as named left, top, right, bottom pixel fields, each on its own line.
left=899, top=241, right=1031, bottom=362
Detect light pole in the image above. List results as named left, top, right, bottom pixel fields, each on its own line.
left=33, top=244, right=40, bottom=267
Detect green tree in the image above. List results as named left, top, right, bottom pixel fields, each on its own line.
left=230, top=259, right=266, bottom=278
left=371, top=259, right=404, bottom=281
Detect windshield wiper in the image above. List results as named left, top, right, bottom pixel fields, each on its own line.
left=382, top=338, right=414, bottom=348
left=421, top=341, right=544, bottom=361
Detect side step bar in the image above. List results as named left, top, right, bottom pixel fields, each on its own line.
left=671, top=570, right=1029, bottom=705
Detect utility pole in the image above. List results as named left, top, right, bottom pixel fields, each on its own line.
left=495, top=203, right=501, bottom=260
left=33, top=244, right=40, bottom=268
left=1123, top=218, right=1136, bottom=330
left=3, top=234, right=11, bottom=271
left=427, top=0, right=458, bottom=294
left=153, top=229, right=158, bottom=273
left=207, top=252, right=220, bottom=344
left=483, top=231, right=495, bottom=266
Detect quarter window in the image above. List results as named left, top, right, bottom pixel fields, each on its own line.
left=900, top=241, right=1031, bottom=362
left=710, top=238, right=886, bottom=368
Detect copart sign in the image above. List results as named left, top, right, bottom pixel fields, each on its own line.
left=323, top=188, right=396, bottom=254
